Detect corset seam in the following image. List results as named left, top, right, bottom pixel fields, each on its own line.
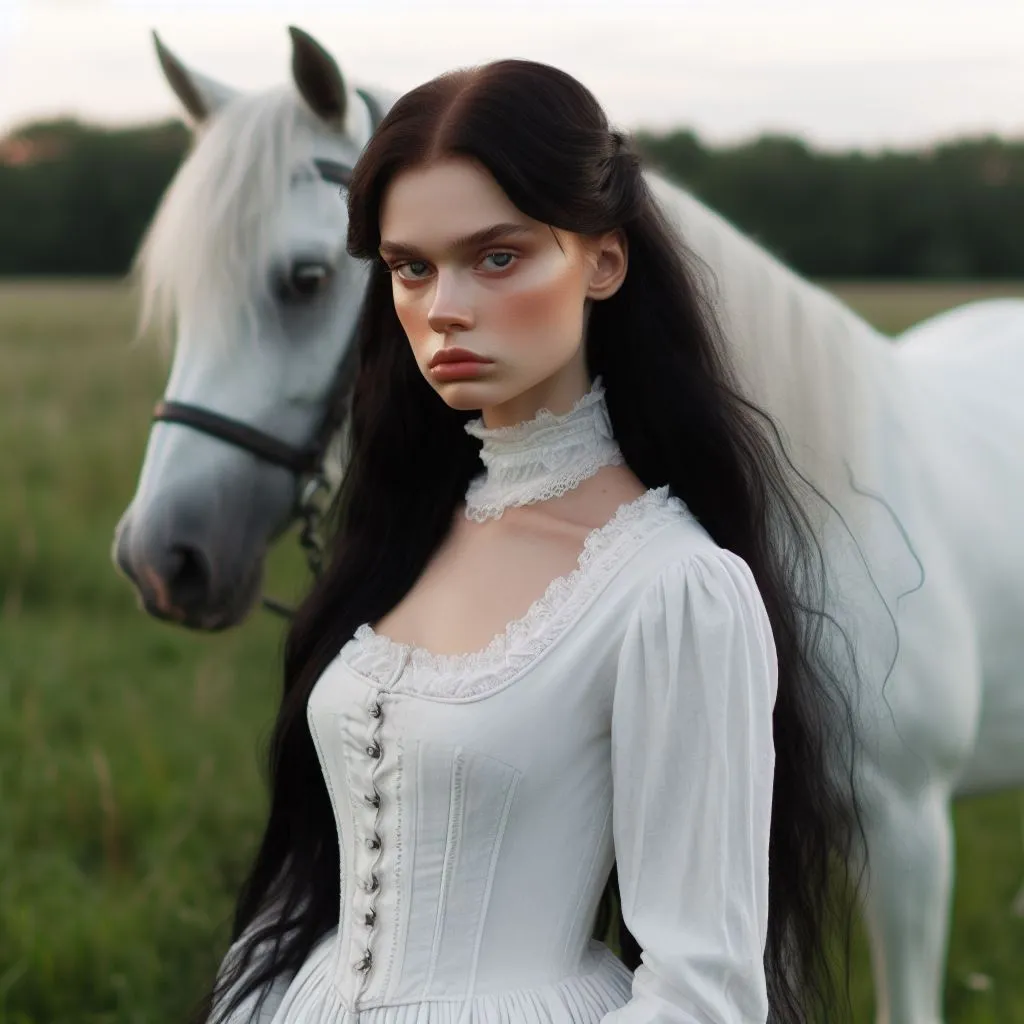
left=465, top=770, right=521, bottom=1005
left=424, top=750, right=467, bottom=995
left=561, top=782, right=614, bottom=966
left=382, top=732, right=404, bottom=1000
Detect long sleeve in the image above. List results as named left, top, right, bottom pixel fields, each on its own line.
left=603, top=549, right=778, bottom=1024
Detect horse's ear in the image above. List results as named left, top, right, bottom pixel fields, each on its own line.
left=152, top=30, right=235, bottom=126
left=288, top=26, right=348, bottom=128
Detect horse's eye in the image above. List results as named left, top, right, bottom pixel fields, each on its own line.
left=278, top=261, right=333, bottom=303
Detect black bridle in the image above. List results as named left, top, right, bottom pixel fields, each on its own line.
left=151, top=89, right=384, bottom=620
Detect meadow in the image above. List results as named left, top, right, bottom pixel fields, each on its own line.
left=2, top=278, right=1023, bottom=1023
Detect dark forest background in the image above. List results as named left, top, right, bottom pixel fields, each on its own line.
left=2, top=116, right=1023, bottom=278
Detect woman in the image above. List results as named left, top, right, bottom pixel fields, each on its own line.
left=200, top=59, right=859, bottom=1024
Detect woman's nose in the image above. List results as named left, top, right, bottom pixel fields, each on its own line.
left=427, top=271, right=474, bottom=334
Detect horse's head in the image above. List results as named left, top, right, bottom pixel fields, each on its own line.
left=114, top=27, right=387, bottom=630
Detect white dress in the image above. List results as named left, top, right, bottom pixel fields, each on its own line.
left=219, top=479, right=778, bottom=1024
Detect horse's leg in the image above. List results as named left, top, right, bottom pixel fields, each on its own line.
left=953, top=665, right=1024, bottom=918
left=858, top=778, right=955, bottom=1024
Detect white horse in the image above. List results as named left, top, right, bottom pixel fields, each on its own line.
left=113, top=27, right=1024, bottom=1024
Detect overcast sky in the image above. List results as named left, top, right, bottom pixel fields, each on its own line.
left=1, top=0, right=1022, bottom=149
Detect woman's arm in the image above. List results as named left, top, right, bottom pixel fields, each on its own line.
left=603, top=548, right=778, bottom=1024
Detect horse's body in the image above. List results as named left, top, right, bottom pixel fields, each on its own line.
left=898, top=299, right=1024, bottom=801
left=114, top=28, right=1024, bottom=1024
left=866, top=300, right=1024, bottom=1017
left=651, top=183, right=1024, bottom=1021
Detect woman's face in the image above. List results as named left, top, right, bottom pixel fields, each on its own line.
left=378, top=156, right=626, bottom=426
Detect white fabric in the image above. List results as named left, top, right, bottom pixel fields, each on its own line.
left=463, top=378, right=625, bottom=522
left=221, top=487, right=778, bottom=1024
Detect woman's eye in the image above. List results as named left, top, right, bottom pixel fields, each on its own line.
left=482, top=252, right=515, bottom=270
left=394, top=260, right=431, bottom=281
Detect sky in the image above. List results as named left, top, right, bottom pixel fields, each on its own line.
left=1, top=0, right=1022, bottom=150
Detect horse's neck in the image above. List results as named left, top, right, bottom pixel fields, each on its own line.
left=648, top=173, right=897, bottom=515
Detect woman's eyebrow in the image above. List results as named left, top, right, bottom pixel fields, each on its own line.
left=379, top=222, right=532, bottom=259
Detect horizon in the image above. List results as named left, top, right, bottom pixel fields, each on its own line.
left=2, top=0, right=1023, bottom=150
left=4, top=108, right=1021, bottom=159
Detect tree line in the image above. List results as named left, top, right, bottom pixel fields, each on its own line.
left=2, top=116, right=1023, bottom=279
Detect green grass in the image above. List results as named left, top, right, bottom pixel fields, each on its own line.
left=2, top=278, right=1023, bottom=1023
left=826, top=280, right=1024, bottom=336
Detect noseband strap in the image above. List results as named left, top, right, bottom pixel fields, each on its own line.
left=152, top=400, right=322, bottom=475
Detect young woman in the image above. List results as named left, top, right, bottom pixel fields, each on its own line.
left=200, top=59, right=859, bottom=1024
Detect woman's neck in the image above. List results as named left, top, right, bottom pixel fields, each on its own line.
left=478, top=355, right=591, bottom=428
left=463, top=376, right=624, bottom=522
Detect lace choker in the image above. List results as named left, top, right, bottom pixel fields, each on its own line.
left=463, top=378, right=625, bottom=522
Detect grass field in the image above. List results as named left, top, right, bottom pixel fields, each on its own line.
left=2, top=278, right=1024, bottom=1023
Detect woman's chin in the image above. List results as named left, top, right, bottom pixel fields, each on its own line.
left=431, top=377, right=507, bottom=412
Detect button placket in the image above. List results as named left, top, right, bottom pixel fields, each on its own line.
left=352, top=694, right=386, bottom=997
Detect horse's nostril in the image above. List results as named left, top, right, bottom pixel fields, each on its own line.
left=166, top=544, right=212, bottom=611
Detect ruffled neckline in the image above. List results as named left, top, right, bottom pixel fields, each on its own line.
left=338, top=486, right=691, bottom=700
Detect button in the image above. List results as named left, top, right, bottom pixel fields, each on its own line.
left=365, top=791, right=380, bottom=809
left=363, top=874, right=379, bottom=893
left=364, top=909, right=377, bottom=927
left=366, top=833, right=382, bottom=851
left=368, top=701, right=383, bottom=718
left=354, top=950, right=373, bottom=973
left=366, top=742, right=382, bottom=759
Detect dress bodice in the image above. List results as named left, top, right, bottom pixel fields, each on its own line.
left=217, top=487, right=777, bottom=1024
left=296, top=490, right=685, bottom=1020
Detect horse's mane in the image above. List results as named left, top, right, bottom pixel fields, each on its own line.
left=646, top=171, right=894, bottom=520
left=133, top=86, right=322, bottom=351
left=646, top=173, right=920, bottom=678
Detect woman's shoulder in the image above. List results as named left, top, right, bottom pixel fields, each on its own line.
left=605, top=493, right=776, bottom=700
left=603, top=487, right=763, bottom=622
left=609, top=485, right=729, bottom=571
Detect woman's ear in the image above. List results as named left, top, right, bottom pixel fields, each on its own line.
left=585, top=230, right=628, bottom=301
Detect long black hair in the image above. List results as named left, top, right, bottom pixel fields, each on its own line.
left=197, top=59, right=863, bottom=1024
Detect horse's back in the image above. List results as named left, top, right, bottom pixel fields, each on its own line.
left=893, top=297, right=1024, bottom=547
left=896, top=297, right=1024, bottom=368
left=895, top=297, right=1024, bottom=434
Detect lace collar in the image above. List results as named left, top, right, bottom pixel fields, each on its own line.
left=463, top=377, right=625, bottom=522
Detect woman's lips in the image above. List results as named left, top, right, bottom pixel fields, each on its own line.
left=428, top=347, right=493, bottom=381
